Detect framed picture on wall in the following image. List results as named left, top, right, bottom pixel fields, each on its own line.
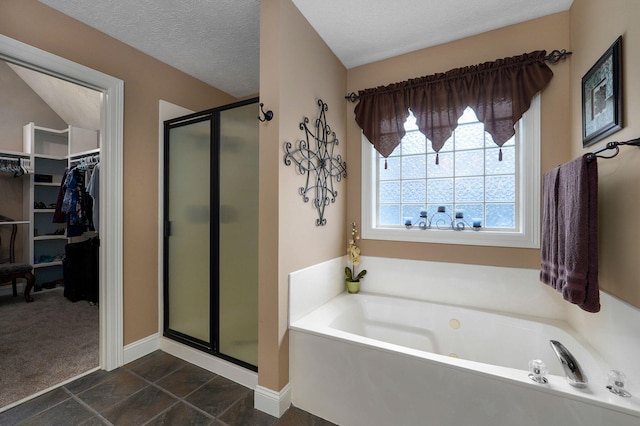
left=582, top=36, right=623, bottom=147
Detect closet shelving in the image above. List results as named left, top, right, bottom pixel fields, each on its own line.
left=22, top=122, right=99, bottom=286
left=0, top=150, right=30, bottom=282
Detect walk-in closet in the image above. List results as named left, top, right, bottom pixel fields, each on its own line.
left=0, top=60, right=102, bottom=408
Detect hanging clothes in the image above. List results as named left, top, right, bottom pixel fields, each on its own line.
left=53, top=169, right=68, bottom=224
left=54, top=166, right=94, bottom=237
left=87, top=163, right=100, bottom=232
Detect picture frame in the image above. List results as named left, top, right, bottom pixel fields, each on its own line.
left=582, top=36, right=622, bottom=147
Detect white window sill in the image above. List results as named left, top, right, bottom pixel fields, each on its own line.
left=362, top=225, right=540, bottom=248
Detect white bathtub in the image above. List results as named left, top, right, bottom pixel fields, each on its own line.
left=289, top=257, right=640, bottom=426
left=312, top=292, right=604, bottom=377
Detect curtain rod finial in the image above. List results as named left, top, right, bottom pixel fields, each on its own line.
left=545, top=49, right=572, bottom=64
left=345, top=92, right=359, bottom=103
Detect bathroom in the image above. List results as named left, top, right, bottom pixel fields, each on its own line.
left=1, top=0, right=639, bottom=424
left=280, top=0, right=640, bottom=423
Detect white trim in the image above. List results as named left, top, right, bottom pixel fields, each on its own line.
left=0, top=367, right=101, bottom=414
left=254, top=383, right=292, bottom=418
left=362, top=95, right=540, bottom=248
left=123, top=333, right=161, bottom=364
left=159, top=337, right=258, bottom=389
left=0, top=35, right=124, bottom=370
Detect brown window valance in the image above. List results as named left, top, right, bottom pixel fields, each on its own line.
left=353, top=51, right=554, bottom=160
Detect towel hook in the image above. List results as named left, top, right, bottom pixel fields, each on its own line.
left=258, top=103, right=273, bottom=122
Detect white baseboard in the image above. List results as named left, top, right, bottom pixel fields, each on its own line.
left=254, top=383, right=291, bottom=418
left=123, top=332, right=160, bottom=364
left=159, top=337, right=258, bottom=389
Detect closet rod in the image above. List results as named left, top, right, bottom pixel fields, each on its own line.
left=586, top=137, right=640, bottom=162
left=69, top=153, right=100, bottom=163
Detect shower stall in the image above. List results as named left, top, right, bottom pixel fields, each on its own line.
left=163, top=98, right=258, bottom=370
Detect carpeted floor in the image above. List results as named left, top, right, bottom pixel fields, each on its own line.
left=0, top=287, right=99, bottom=409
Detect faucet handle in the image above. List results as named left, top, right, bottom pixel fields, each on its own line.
left=607, top=370, right=632, bottom=397
left=528, top=359, right=548, bottom=384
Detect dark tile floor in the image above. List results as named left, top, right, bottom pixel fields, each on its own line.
left=0, top=350, right=336, bottom=426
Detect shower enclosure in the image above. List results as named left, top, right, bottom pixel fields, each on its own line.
left=163, top=98, right=258, bottom=370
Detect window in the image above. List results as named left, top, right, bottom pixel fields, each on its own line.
left=362, top=96, right=540, bottom=248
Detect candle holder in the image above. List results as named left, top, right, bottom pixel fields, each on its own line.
left=404, top=206, right=481, bottom=231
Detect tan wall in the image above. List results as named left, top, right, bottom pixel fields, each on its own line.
left=0, top=0, right=236, bottom=344
left=346, top=12, right=571, bottom=269
left=570, top=0, right=640, bottom=307
left=259, top=0, right=347, bottom=391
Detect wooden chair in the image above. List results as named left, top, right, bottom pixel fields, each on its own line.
left=0, top=215, right=35, bottom=302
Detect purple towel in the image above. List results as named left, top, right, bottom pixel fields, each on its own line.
left=540, top=155, right=599, bottom=313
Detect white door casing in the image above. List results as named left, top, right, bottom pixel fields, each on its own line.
left=0, top=35, right=124, bottom=370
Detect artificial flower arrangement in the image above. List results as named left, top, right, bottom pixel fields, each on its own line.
left=345, top=222, right=367, bottom=291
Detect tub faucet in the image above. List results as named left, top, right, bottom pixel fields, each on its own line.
left=549, top=340, right=588, bottom=388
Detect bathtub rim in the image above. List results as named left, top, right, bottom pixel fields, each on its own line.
left=290, top=291, right=640, bottom=420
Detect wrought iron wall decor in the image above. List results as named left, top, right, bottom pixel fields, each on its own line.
left=284, top=99, right=347, bottom=226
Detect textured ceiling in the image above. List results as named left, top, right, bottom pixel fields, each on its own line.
left=39, top=0, right=260, bottom=98
left=38, top=0, right=573, bottom=98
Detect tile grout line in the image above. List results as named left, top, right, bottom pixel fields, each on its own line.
left=123, top=363, right=221, bottom=424
left=76, top=373, right=158, bottom=419
left=6, top=389, right=74, bottom=425
left=213, top=387, right=253, bottom=422
left=64, top=388, right=114, bottom=426
left=123, top=355, right=188, bottom=384
left=146, top=376, right=219, bottom=422
left=138, top=398, right=182, bottom=426
left=126, top=360, right=230, bottom=421
left=62, top=370, right=114, bottom=397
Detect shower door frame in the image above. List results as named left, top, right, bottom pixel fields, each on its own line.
left=162, top=97, right=258, bottom=372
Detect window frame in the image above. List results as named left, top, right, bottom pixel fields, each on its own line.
left=361, top=95, right=540, bottom=248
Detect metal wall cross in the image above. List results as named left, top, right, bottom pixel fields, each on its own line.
left=284, top=99, right=347, bottom=226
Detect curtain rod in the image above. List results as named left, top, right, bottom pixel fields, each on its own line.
left=586, top=138, right=640, bottom=162
left=344, top=49, right=572, bottom=103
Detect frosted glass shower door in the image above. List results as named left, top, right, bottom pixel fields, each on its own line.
left=218, top=102, right=259, bottom=367
left=165, top=118, right=211, bottom=347
left=163, top=98, right=258, bottom=370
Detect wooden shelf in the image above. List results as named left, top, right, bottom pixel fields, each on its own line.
left=33, top=153, right=67, bottom=161
left=34, top=182, right=62, bottom=187
left=34, top=235, right=67, bottom=241
left=69, top=148, right=100, bottom=159
left=0, top=149, right=28, bottom=157
left=33, top=260, right=63, bottom=269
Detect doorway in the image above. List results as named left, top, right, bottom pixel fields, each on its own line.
left=163, top=98, right=259, bottom=371
left=0, top=35, right=123, bottom=409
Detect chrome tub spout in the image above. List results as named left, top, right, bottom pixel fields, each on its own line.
left=550, top=340, right=588, bottom=388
